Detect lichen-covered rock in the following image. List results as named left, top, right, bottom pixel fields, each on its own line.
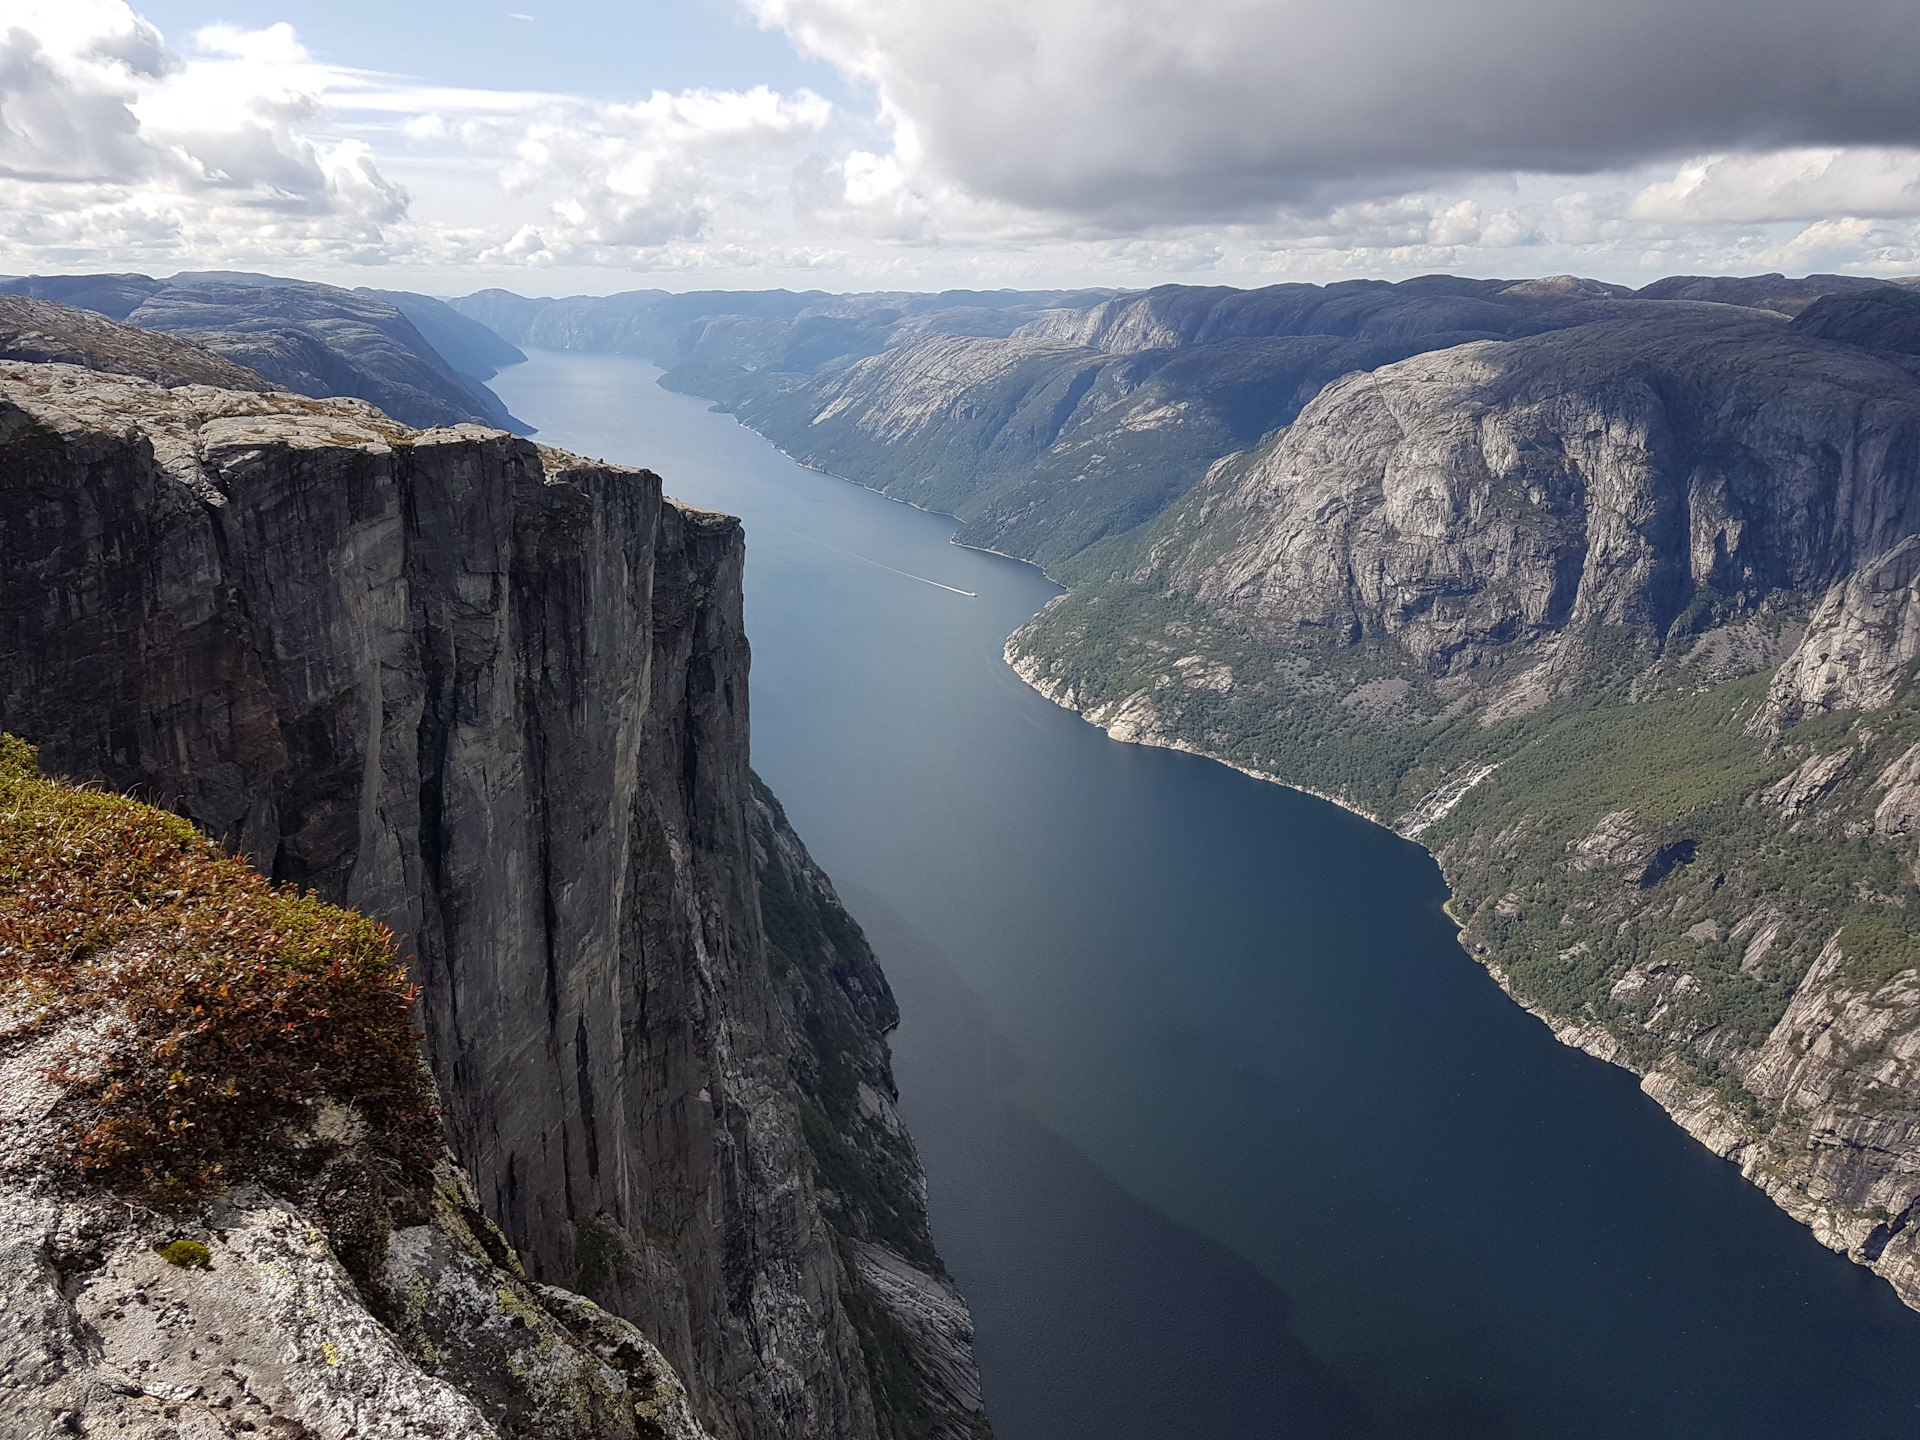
left=371, top=1165, right=711, bottom=1440
left=0, top=1179, right=720, bottom=1440
left=0, top=752, right=713, bottom=1440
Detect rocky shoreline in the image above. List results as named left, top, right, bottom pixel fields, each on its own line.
left=1006, top=641, right=1920, bottom=1313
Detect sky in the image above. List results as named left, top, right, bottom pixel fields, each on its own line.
left=4, top=0, right=1920, bottom=295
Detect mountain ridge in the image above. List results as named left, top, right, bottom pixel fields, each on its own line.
left=0, top=274, right=528, bottom=434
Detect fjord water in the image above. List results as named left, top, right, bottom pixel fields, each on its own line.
left=491, top=351, right=1920, bottom=1439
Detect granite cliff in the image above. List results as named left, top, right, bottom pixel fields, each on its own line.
left=0, top=360, right=985, bottom=1438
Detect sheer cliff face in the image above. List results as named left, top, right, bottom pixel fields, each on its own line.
left=1146, top=312, right=1920, bottom=672
left=0, top=362, right=980, bottom=1440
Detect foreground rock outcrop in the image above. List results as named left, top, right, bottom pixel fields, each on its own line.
left=0, top=362, right=985, bottom=1439
left=0, top=736, right=712, bottom=1440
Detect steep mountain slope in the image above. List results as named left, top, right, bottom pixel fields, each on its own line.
left=1005, top=296, right=1920, bottom=1309
left=0, top=295, right=274, bottom=392
left=0, top=274, right=525, bottom=433
left=0, top=361, right=985, bottom=1439
left=360, top=287, right=529, bottom=382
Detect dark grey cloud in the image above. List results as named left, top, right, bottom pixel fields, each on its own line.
left=757, top=0, right=1920, bottom=221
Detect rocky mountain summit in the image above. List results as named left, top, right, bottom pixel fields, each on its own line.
left=459, top=270, right=1920, bottom=1314
left=0, top=275, right=524, bottom=433
left=0, top=360, right=985, bottom=1438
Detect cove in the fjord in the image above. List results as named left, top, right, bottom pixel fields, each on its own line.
left=490, top=349, right=1920, bottom=1440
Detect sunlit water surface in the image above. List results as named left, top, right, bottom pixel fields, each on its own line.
left=491, top=351, right=1920, bottom=1440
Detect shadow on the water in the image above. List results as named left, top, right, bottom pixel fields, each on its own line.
left=846, top=884, right=1528, bottom=1440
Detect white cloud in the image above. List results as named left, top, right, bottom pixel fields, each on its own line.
left=1630, top=149, right=1920, bottom=225
left=0, top=1, right=407, bottom=264
left=746, top=0, right=1920, bottom=223
left=494, top=86, right=832, bottom=254
left=0, top=1, right=1918, bottom=291
left=0, top=1, right=844, bottom=272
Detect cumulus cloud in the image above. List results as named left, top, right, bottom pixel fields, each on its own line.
left=749, top=0, right=1920, bottom=223
left=0, top=1, right=410, bottom=265
left=1630, top=148, right=1920, bottom=225
left=0, top=1, right=842, bottom=272
left=496, top=85, right=832, bottom=253
left=3, top=0, right=1920, bottom=290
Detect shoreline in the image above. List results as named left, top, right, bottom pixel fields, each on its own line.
left=1001, top=640, right=1920, bottom=1315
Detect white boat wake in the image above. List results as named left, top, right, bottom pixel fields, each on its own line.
left=803, top=534, right=977, bottom=596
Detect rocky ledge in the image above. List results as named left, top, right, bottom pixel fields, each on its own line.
left=0, top=736, right=713, bottom=1439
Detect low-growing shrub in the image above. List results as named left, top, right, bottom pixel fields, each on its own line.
left=0, top=734, right=438, bottom=1204
left=158, top=1239, right=210, bottom=1268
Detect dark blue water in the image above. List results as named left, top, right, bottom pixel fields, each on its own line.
left=491, top=350, right=1920, bottom=1440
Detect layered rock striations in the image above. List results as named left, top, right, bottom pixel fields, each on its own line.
left=0, top=362, right=984, bottom=1438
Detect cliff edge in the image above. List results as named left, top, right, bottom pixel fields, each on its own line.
left=0, top=362, right=984, bottom=1439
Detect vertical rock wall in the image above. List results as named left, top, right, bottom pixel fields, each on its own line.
left=0, top=368, right=978, bottom=1439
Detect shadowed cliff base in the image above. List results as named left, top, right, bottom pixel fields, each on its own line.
left=846, top=885, right=1538, bottom=1440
